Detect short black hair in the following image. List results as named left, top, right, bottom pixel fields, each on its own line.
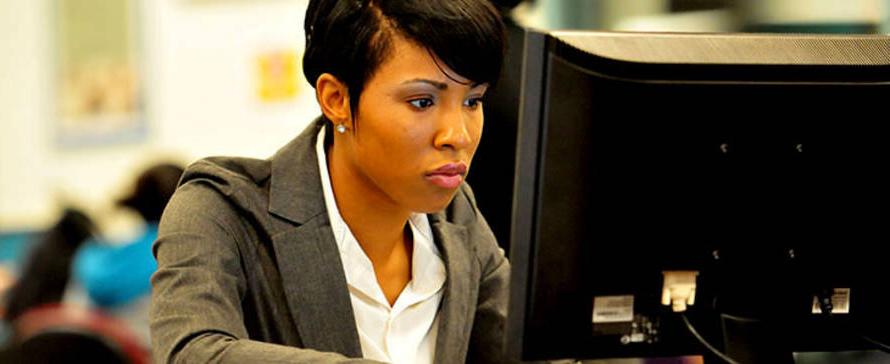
left=489, top=0, right=524, bottom=15
left=303, top=0, right=506, bottom=118
left=118, top=163, right=184, bottom=222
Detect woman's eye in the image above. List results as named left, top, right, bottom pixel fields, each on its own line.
left=409, top=98, right=435, bottom=109
left=464, top=97, right=483, bottom=109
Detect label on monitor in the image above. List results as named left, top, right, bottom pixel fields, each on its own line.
left=811, top=288, right=851, bottom=314
left=592, top=295, right=634, bottom=323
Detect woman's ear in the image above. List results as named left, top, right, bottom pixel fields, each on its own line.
left=315, top=73, right=353, bottom=127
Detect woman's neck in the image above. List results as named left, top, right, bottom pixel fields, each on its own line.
left=327, top=142, right=411, bottom=265
left=328, top=142, right=414, bottom=305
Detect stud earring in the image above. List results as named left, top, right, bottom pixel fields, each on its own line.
left=336, top=124, right=347, bottom=134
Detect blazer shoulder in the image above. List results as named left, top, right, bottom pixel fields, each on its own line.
left=181, top=156, right=271, bottom=192
left=167, top=156, right=276, bottom=230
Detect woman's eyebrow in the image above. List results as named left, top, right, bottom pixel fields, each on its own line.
left=401, top=78, right=449, bottom=90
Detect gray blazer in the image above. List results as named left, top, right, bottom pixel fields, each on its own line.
left=150, top=119, right=511, bottom=363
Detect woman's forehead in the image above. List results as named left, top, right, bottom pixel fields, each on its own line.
left=372, top=35, right=473, bottom=88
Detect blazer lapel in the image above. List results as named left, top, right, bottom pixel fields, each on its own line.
left=271, top=217, right=362, bottom=357
left=266, top=118, right=362, bottom=357
left=430, top=214, right=478, bottom=364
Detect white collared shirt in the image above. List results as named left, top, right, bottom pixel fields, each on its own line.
left=315, top=126, right=446, bottom=364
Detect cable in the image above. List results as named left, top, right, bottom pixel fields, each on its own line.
left=719, top=313, right=762, bottom=323
left=680, top=313, right=741, bottom=364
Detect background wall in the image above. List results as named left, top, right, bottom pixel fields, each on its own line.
left=1, top=0, right=319, bottom=232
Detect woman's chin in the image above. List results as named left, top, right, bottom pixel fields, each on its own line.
left=414, top=195, right=458, bottom=214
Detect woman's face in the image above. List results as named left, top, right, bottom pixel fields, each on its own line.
left=341, top=35, right=488, bottom=213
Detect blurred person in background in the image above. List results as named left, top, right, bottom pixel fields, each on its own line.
left=1, top=209, right=96, bottom=323
left=0, top=208, right=96, bottom=358
left=72, top=162, right=184, bottom=346
left=0, top=162, right=181, bottom=361
left=150, top=0, right=511, bottom=363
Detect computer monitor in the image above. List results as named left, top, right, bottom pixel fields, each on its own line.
left=507, top=30, right=890, bottom=363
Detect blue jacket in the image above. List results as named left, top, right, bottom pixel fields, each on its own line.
left=74, top=224, right=158, bottom=307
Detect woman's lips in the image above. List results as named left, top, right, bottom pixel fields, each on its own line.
left=426, top=174, right=463, bottom=189
left=425, top=163, right=467, bottom=189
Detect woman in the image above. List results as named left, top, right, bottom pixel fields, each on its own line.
left=150, top=0, right=508, bottom=363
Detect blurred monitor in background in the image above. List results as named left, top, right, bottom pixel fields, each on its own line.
left=532, top=0, right=885, bottom=35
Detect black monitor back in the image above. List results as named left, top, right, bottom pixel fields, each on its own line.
left=507, top=30, right=890, bottom=361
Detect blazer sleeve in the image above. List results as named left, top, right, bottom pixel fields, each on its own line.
left=150, top=182, right=380, bottom=364
left=460, top=184, right=516, bottom=364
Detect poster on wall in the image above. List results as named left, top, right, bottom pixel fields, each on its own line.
left=256, top=50, right=301, bottom=103
left=54, top=0, right=146, bottom=148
